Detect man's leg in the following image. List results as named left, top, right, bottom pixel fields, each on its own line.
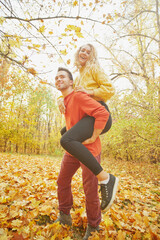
left=57, top=153, right=80, bottom=219
left=81, top=153, right=101, bottom=230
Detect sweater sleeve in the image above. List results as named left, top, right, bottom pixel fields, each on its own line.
left=74, top=92, right=109, bottom=129
left=91, top=66, right=115, bottom=102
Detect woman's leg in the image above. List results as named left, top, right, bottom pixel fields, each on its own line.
left=60, top=116, right=103, bottom=176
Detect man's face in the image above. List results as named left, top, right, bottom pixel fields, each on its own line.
left=55, top=70, right=72, bottom=91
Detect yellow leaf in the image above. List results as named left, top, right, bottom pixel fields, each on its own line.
left=132, top=231, right=142, bottom=240
left=49, top=31, right=53, bottom=35
left=39, top=205, right=53, bottom=214
left=27, top=23, right=32, bottom=29
left=75, top=26, right=81, bottom=32
left=61, top=33, right=67, bottom=36
left=33, top=44, right=41, bottom=48
left=0, top=229, right=8, bottom=240
left=0, top=17, right=5, bottom=25
left=40, top=80, right=47, bottom=84
left=25, top=38, right=32, bottom=42
left=75, top=32, right=84, bottom=38
left=60, top=49, right=67, bottom=55
left=27, top=68, right=37, bottom=76
left=42, top=44, right=46, bottom=50
left=67, top=59, right=71, bottom=65
left=11, top=219, right=22, bottom=228
left=103, top=215, right=113, bottom=227
left=38, top=25, right=45, bottom=33
left=73, top=0, right=78, bottom=6
left=65, top=25, right=81, bottom=32
left=117, top=230, right=126, bottom=240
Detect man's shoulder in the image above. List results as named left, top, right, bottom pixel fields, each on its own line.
left=71, top=91, right=89, bottom=100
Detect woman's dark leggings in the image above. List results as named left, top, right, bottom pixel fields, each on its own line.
left=60, top=101, right=112, bottom=176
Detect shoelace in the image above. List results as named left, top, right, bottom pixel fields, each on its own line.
left=99, top=184, right=109, bottom=200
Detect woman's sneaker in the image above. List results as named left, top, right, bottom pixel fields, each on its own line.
left=54, top=211, right=72, bottom=226
left=100, top=174, right=119, bottom=212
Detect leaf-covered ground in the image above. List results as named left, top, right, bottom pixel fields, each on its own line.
left=0, top=153, right=159, bottom=240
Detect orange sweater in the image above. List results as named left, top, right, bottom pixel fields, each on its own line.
left=64, top=91, right=109, bottom=157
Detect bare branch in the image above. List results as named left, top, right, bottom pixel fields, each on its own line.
left=4, top=15, right=118, bottom=33
left=122, top=10, right=156, bottom=29
left=135, top=130, right=160, bottom=147
left=117, top=33, right=159, bottom=43
left=110, top=71, right=149, bottom=81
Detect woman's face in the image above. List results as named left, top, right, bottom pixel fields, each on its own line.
left=78, top=45, right=91, bottom=66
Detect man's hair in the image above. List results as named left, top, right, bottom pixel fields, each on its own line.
left=57, top=67, right=73, bottom=81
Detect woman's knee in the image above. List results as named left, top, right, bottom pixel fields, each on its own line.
left=60, top=134, right=71, bottom=149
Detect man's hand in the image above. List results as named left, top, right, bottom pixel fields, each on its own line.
left=57, top=97, right=65, bottom=114
left=82, top=136, right=97, bottom=145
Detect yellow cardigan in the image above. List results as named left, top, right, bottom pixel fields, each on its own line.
left=74, top=65, right=115, bottom=102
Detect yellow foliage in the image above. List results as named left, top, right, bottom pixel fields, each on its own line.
left=9, top=37, right=22, bottom=48
left=65, top=25, right=81, bottom=32
left=64, top=25, right=84, bottom=38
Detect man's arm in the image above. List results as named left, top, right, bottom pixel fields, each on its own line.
left=74, top=92, right=109, bottom=144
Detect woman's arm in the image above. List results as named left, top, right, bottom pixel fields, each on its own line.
left=91, top=66, right=115, bottom=102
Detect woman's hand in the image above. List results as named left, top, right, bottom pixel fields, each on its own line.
left=75, top=85, right=94, bottom=96
left=57, top=97, right=65, bottom=114
left=74, top=85, right=88, bottom=94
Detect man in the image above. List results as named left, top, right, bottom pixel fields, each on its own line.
left=54, top=67, right=118, bottom=240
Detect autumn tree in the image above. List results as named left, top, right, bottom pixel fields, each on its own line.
left=0, top=0, right=159, bottom=161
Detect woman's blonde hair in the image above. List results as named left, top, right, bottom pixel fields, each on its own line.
left=74, top=43, right=100, bottom=70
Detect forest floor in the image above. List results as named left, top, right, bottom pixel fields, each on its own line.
left=0, top=152, right=159, bottom=240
